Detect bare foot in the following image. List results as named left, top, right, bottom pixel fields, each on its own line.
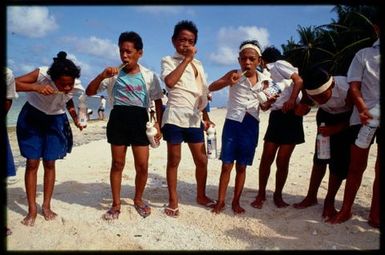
left=250, top=195, right=266, bottom=209
left=326, top=210, right=352, bottom=224
left=322, top=205, right=337, bottom=220
left=232, top=202, right=245, bottom=214
left=197, top=196, right=216, bottom=208
left=21, top=213, right=37, bottom=226
left=273, top=194, right=289, bottom=208
left=211, top=201, right=225, bottom=214
left=293, top=197, right=318, bottom=209
left=102, top=207, right=121, bottom=221
left=42, top=207, right=57, bottom=221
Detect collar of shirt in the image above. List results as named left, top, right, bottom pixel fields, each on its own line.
left=373, top=39, right=380, bottom=48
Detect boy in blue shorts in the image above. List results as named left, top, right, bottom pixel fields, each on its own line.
left=209, top=40, right=271, bottom=214
left=293, top=67, right=353, bottom=220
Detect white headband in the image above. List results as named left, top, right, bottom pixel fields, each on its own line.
left=306, top=77, right=333, bottom=96
left=239, top=44, right=261, bottom=56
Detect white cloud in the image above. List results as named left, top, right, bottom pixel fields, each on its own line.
left=61, top=36, right=119, bottom=61
left=7, top=7, right=58, bottom=38
left=208, top=26, right=270, bottom=66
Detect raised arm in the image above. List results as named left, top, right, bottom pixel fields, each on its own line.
left=208, top=70, right=241, bottom=92
left=16, top=69, right=55, bottom=95
left=86, top=67, right=118, bottom=96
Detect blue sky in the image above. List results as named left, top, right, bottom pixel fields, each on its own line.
left=6, top=5, right=337, bottom=107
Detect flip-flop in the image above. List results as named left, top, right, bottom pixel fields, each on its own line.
left=102, top=208, right=120, bottom=221
left=164, top=206, right=180, bottom=218
left=200, top=200, right=217, bottom=208
left=134, top=204, right=151, bottom=218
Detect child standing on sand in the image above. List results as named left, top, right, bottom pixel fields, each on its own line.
left=86, top=31, right=164, bottom=220
left=293, top=67, right=353, bottom=221
left=209, top=40, right=270, bottom=214
left=15, top=51, right=84, bottom=226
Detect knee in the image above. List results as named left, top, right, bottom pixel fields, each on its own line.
left=111, top=159, right=125, bottom=172
left=195, top=156, right=208, bottom=169
left=168, top=155, right=181, bottom=169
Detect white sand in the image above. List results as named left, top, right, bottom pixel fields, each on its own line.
left=6, top=108, right=380, bottom=250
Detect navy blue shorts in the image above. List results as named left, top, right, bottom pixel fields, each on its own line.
left=107, top=105, right=149, bottom=146
left=17, top=102, right=73, bottom=161
left=313, top=108, right=352, bottom=179
left=162, top=123, right=204, bottom=144
left=220, top=113, right=259, bottom=166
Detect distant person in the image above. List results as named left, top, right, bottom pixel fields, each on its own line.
left=209, top=40, right=271, bottom=214
left=5, top=67, right=18, bottom=235
left=293, top=67, right=353, bottom=221
left=161, top=20, right=215, bottom=217
left=15, top=51, right=84, bottom=226
left=250, top=46, right=304, bottom=209
left=328, top=16, right=380, bottom=228
left=86, top=31, right=163, bottom=220
left=98, top=95, right=106, bottom=120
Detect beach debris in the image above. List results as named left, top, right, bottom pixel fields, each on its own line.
left=312, top=230, right=318, bottom=236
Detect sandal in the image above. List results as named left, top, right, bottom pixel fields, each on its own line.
left=164, top=206, right=180, bottom=218
left=102, top=208, right=120, bottom=221
left=134, top=204, right=151, bottom=218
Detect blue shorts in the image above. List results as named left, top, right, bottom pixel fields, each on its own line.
left=220, top=113, right=259, bottom=166
left=162, top=123, right=204, bottom=144
left=17, top=102, right=73, bottom=161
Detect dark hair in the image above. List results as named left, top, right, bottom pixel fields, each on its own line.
left=118, top=31, right=143, bottom=50
left=172, top=20, right=198, bottom=44
left=239, top=40, right=261, bottom=50
left=47, top=51, right=81, bottom=81
left=261, top=46, right=283, bottom=63
left=302, top=65, right=331, bottom=91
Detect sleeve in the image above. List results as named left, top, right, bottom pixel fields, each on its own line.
left=5, top=68, right=18, bottom=99
left=160, top=56, right=176, bottom=81
left=72, top=78, right=85, bottom=95
left=275, top=61, right=298, bottom=79
left=347, top=51, right=364, bottom=83
left=148, top=72, right=164, bottom=101
left=97, top=77, right=112, bottom=94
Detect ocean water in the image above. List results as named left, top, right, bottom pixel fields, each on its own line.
left=6, top=93, right=110, bottom=127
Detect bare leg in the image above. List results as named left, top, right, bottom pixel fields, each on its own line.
left=212, top=163, right=233, bottom=214
left=273, top=144, right=295, bottom=208
left=165, top=143, right=181, bottom=214
left=322, top=173, right=343, bottom=220
left=250, top=141, right=278, bottom=209
left=232, top=163, right=246, bottom=214
left=108, top=145, right=127, bottom=215
left=293, top=163, right=327, bottom=209
left=131, top=145, right=151, bottom=215
left=188, top=142, right=215, bottom=206
left=21, top=159, right=40, bottom=226
left=328, top=144, right=369, bottom=224
left=41, top=160, right=57, bottom=221
left=368, top=146, right=380, bottom=228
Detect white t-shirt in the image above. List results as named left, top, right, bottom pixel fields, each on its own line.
left=347, top=39, right=380, bottom=126
left=226, top=70, right=269, bottom=122
left=319, top=76, right=351, bottom=114
left=6, top=67, right=18, bottom=99
left=161, top=53, right=209, bottom=128
left=27, top=67, right=84, bottom=115
left=266, top=60, right=302, bottom=110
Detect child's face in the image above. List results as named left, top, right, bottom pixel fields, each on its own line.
left=172, top=29, right=196, bottom=55
left=55, top=76, right=75, bottom=94
left=119, top=41, right=143, bottom=69
left=238, top=48, right=261, bottom=75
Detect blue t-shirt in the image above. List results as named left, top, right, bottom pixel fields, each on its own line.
left=112, top=71, right=148, bottom=108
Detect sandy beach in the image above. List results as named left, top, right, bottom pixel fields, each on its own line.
left=5, top=108, right=380, bottom=251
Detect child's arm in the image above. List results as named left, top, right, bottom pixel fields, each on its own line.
left=208, top=70, right=240, bottom=92
left=66, top=99, right=83, bottom=130
left=164, top=47, right=196, bottom=88
left=15, top=69, right=55, bottom=95
left=348, top=81, right=372, bottom=125
left=282, top=72, right=303, bottom=113
left=86, top=67, right=118, bottom=96
left=202, top=109, right=215, bottom=131
left=153, top=98, right=163, bottom=143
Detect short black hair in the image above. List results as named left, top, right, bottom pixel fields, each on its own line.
left=302, top=65, right=331, bottom=91
left=261, top=46, right=283, bottom=63
left=172, top=20, right=198, bottom=44
left=118, top=31, right=143, bottom=50
left=47, top=51, right=81, bottom=81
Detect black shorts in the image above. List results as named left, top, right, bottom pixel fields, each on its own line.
left=107, top=105, right=149, bottom=146
left=264, top=109, right=304, bottom=144
left=313, top=108, right=352, bottom=179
